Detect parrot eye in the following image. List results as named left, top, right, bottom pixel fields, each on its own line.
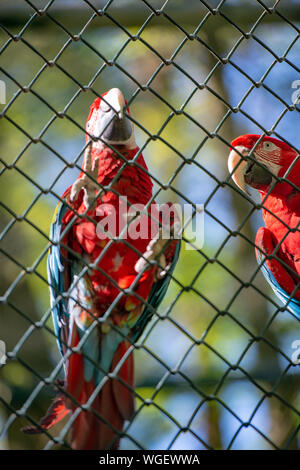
left=263, top=141, right=276, bottom=151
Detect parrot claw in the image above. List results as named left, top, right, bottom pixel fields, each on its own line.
left=70, top=144, right=100, bottom=210
left=156, top=262, right=172, bottom=280
left=134, top=222, right=181, bottom=279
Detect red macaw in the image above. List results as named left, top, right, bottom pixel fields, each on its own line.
left=23, top=88, right=180, bottom=449
left=228, top=134, right=300, bottom=319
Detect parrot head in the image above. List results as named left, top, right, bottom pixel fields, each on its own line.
left=228, top=134, right=299, bottom=195
left=86, top=88, right=136, bottom=150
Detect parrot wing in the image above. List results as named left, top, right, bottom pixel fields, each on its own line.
left=45, top=194, right=135, bottom=445
left=255, top=227, right=300, bottom=320
left=131, top=239, right=181, bottom=342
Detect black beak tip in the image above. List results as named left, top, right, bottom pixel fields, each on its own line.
left=244, top=161, right=272, bottom=189
left=102, top=113, right=132, bottom=143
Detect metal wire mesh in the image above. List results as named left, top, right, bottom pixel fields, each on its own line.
left=0, top=0, right=299, bottom=450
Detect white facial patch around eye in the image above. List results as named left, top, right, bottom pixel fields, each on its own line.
left=258, top=142, right=281, bottom=162
left=262, top=141, right=277, bottom=152
left=254, top=143, right=281, bottom=178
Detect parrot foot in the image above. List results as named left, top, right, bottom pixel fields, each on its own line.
left=70, top=143, right=100, bottom=210
left=134, top=222, right=181, bottom=280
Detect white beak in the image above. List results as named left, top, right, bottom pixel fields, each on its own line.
left=228, top=145, right=250, bottom=194
left=91, top=87, right=135, bottom=148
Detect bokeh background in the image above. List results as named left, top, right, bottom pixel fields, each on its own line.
left=0, top=0, right=299, bottom=450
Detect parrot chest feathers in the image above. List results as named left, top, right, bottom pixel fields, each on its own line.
left=263, top=195, right=300, bottom=238
left=262, top=193, right=300, bottom=281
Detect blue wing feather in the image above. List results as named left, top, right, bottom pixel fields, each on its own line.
left=47, top=201, right=71, bottom=356
left=256, top=250, right=300, bottom=320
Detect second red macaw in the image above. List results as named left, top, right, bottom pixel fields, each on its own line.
left=228, top=134, right=300, bottom=319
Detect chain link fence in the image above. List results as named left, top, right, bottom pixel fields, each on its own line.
left=0, top=0, right=299, bottom=450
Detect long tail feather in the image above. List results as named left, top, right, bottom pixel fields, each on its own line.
left=68, top=340, right=134, bottom=450
left=70, top=380, right=123, bottom=450
left=23, top=333, right=134, bottom=448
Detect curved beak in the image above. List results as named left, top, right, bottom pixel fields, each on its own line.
left=102, top=87, right=125, bottom=120
left=94, top=88, right=133, bottom=145
left=228, top=145, right=250, bottom=194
